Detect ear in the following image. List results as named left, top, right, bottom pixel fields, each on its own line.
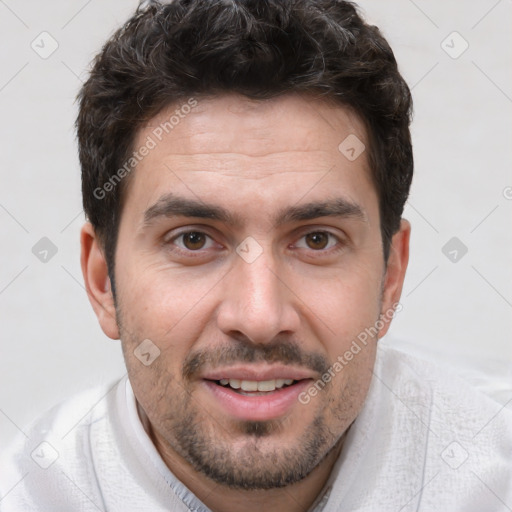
left=378, top=219, right=410, bottom=338
left=80, top=222, right=120, bottom=340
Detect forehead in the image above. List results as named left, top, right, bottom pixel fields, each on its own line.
left=125, top=93, right=376, bottom=218
left=141, top=93, right=367, bottom=161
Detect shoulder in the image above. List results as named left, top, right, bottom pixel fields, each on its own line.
left=0, top=378, right=124, bottom=511
left=377, top=344, right=512, bottom=510
left=376, top=343, right=511, bottom=431
left=375, top=343, right=512, bottom=448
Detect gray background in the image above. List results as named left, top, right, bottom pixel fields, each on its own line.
left=1, top=0, right=511, bottom=450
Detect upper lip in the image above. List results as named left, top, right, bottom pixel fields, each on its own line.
left=201, top=364, right=315, bottom=382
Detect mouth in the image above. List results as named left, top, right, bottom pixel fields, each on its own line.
left=202, top=374, right=313, bottom=421
left=214, top=377, right=298, bottom=395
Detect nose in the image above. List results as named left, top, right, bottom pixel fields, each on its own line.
left=215, top=244, right=300, bottom=344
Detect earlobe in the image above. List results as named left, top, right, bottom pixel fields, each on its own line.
left=378, top=219, right=411, bottom=338
left=80, top=222, right=120, bottom=340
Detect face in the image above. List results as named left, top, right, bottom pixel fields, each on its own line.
left=83, top=93, right=408, bottom=490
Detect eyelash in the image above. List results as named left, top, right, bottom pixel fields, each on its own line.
left=164, top=228, right=346, bottom=258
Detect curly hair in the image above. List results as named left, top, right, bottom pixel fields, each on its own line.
left=77, top=0, right=413, bottom=287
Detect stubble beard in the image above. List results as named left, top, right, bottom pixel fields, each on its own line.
left=158, top=397, right=341, bottom=490
left=117, top=309, right=351, bottom=491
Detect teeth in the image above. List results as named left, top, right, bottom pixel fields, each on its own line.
left=257, top=380, right=276, bottom=392
left=240, top=380, right=258, bottom=391
left=218, top=378, right=295, bottom=391
left=228, top=379, right=241, bottom=389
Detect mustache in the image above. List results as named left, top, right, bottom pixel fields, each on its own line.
left=182, top=338, right=330, bottom=380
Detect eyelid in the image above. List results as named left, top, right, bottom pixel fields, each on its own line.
left=173, top=232, right=216, bottom=251
left=293, top=223, right=346, bottom=239
left=292, top=229, right=344, bottom=251
left=163, top=225, right=217, bottom=242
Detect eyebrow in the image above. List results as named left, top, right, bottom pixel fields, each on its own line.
left=143, top=193, right=366, bottom=227
left=144, top=194, right=241, bottom=226
left=276, top=198, right=366, bottom=224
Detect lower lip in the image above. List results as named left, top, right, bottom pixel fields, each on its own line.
left=203, top=380, right=312, bottom=421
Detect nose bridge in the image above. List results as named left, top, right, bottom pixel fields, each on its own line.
left=217, top=242, right=298, bottom=343
left=241, top=252, right=281, bottom=316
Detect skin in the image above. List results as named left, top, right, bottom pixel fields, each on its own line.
left=81, top=93, right=410, bottom=512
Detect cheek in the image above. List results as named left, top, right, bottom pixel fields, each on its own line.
left=299, top=336, right=376, bottom=430
left=292, top=264, right=382, bottom=340
left=118, top=257, right=223, bottom=342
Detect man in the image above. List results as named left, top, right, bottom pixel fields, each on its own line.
left=1, top=0, right=511, bottom=510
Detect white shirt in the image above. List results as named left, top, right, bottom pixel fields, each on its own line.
left=1, top=344, right=511, bottom=511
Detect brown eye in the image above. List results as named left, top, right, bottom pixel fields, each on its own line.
left=305, top=232, right=330, bottom=250
left=182, top=231, right=207, bottom=250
